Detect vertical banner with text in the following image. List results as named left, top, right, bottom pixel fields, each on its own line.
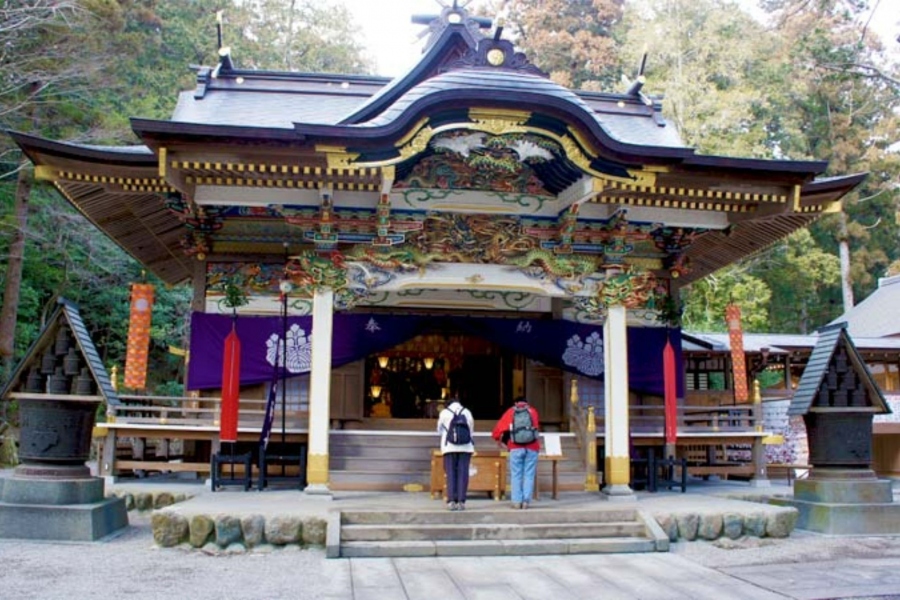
left=124, top=283, right=155, bottom=390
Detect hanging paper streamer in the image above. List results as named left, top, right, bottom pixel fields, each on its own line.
left=726, top=303, right=749, bottom=402
left=663, top=338, right=678, bottom=445
left=219, top=325, right=241, bottom=442
left=124, top=283, right=155, bottom=390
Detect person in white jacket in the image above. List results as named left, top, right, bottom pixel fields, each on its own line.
left=437, top=398, right=475, bottom=510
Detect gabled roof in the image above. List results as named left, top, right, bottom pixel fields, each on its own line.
left=788, top=322, right=889, bottom=416
left=827, top=274, right=900, bottom=338
left=3, top=6, right=867, bottom=290
left=0, top=298, right=119, bottom=405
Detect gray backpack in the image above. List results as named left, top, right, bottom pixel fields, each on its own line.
left=510, top=405, right=537, bottom=444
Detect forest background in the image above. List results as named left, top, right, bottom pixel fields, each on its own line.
left=0, top=0, right=898, bottom=395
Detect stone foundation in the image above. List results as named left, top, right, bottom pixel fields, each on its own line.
left=150, top=510, right=328, bottom=552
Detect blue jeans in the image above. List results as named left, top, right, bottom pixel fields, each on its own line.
left=508, top=448, right=538, bottom=504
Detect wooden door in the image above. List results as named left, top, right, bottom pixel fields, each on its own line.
left=525, top=360, right=564, bottom=425
left=330, top=360, right=364, bottom=421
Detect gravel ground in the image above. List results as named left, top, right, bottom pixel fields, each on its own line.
left=3, top=511, right=900, bottom=600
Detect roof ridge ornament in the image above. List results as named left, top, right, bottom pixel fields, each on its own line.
left=441, top=36, right=548, bottom=77
left=412, top=0, right=492, bottom=53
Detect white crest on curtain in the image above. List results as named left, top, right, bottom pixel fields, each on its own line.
left=265, top=324, right=312, bottom=373
left=562, top=331, right=604, bottom=376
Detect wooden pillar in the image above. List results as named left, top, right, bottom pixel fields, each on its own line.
left=750, top=379, right=771, bottom=487
left=306, top=287, right=333, bottom=495
left=602, top=304, right=635, bottom=499
left=190, top=257, right=206, bottom=312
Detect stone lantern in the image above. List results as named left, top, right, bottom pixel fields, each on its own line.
left=776, top=322, right=900, bottom=534
left=0, top=298, right=127, bottom=541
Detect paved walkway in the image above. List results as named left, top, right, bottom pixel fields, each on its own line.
left=2, top=475, right=900, bottom=599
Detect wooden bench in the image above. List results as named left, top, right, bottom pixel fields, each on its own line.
left=679, top=444, right=754, bottom=480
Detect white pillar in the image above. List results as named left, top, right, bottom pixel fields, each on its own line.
left=602, top=304, right=635, bottom=500
left=306, top=287, right=333, bottom=495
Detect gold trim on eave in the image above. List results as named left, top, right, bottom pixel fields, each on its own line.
left=316, top=145, right=361, bottom=170
left=822, top=200, right=842, bottom=214
left=34, top=165, right=57, bottom=182
left=158, top=147, right=167, bottom=178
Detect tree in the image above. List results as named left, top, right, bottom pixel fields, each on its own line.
left=0, top=1, right=112, bottom=378
left=618, top=0, right=899, bottom=331
left=620, top=0, right=776, bottom=155
left=1, top=0, right=375, bottom=388
left=681, top=267, right=771, bottom=332
left=223, top=0, right=373, bottom=73
left=757, top=0, right=900, bottom=310
left=493, top=0, right=624, bottom=90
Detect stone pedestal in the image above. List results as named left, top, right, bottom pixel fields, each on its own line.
left=772, top=468, right=900, bottom=535
left=0, top=468, right=128, bottom=541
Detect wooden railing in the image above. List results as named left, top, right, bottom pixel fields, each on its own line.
left=613, top=404, right=760, bottom=435
left=106, top=395, right=308, bottom=430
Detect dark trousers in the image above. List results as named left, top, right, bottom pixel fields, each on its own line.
left=443, top=452, right=472, bottom=504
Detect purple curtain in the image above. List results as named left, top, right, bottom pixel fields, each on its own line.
left=188, top=311, right=683, bottom=397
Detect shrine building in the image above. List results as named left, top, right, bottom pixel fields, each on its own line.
left=6, top=5, right=865, bottom=496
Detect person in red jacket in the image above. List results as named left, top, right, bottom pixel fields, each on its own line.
left=492, top=396, right=540, bottom=509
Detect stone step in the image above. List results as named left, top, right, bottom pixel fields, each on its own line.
left=341, top=508, right=639, bottom=525
left=328, top=469, right=588, bottom=492
left=338, top=536, right=658, bottom=557
left=329, top=455, right=585, bottom=474
left=328, top=507, right=668, bottom=557
left=330, top=470, right=431, bottom=486
left=341, top=521, right=646, bottom=542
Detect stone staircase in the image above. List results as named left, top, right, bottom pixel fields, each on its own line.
left=326, top=506, right=669, bottom=558
left=329, top=426, right=590, bottom=492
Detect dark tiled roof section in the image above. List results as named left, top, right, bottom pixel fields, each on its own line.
left=60, top=298, right=119, bottom=404
left=340, top=26, right=476, bottom=125
left=356, top=68, right=686, bottom=152
left=172, top=69, right=390, bottom=128
left=788, top=324, right=844, bottom=416
left=578, top=92, right=684, bottom=148
left=828, top=275, right=900, bottom=338
left=171, top=89, right=373, bottom=128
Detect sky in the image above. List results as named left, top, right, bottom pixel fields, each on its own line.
left=336, top=0, right=451, bottom=77
left=335, top=0, right=900, bottom=78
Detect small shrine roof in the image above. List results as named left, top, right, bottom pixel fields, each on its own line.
left=788, top=322, right=890, bottom=416
left=827, top=274, right=900, bottom=338
left=0, top=298, right=119, bottom=405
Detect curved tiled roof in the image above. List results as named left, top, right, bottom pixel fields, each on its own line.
left=354, top=67, right=687, bottom=155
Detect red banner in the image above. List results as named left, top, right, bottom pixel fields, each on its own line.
left=663, top=339, right=678, bottom=444
left=726, top=303, right=749, bottom=402
left=124, top=283, right=154, bottom=390
left=219, top=326, right=241, bottom=442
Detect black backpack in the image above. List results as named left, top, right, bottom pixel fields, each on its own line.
left=510, top=404, right=537, bottom=444
left=446, top=407, right=472, bottom=445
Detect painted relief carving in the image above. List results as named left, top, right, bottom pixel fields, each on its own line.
left=165, top=192, right=223, bottom=259
left=395, top=131, right=560, bottom=195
